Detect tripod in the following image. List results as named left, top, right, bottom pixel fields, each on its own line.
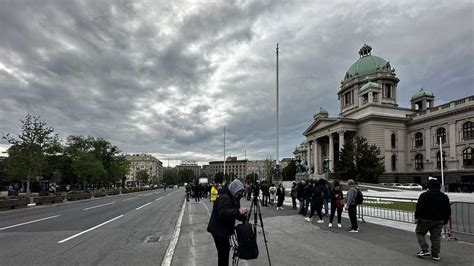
left=232, top=193, right=272, bottom=266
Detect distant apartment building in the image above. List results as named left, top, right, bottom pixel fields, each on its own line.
left=176, top=161, right=201, bottom=177
left=209, top=157, right=248, bottom=180
left=125, top=154, right=163, bottom=186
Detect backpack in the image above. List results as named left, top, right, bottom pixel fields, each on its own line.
left=235, top=223, right=259, bottom=260
left=355, top=188, right=364, bottom=205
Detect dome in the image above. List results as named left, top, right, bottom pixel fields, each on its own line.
left=411, top=88, right=434, bottom=100
left=314, top=107, right=328, bottom=117
left=344, top=44, right=393, bottom=80
left=360, top=81, right=382, bottom=93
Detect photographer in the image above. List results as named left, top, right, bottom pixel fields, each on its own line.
left=207, top=179, right=248, bottom=266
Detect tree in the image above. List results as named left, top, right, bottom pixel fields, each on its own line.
left=3, top=114, right=60, bottom=196
left=72, top=152, right=105, bottom=190
left=282, top=160, right=297, bottom=181
left=163, top=168, right=178, bottom=185
left=214, top=172, right=224, bottom=184
left=335, top=136, right=384, bottom=183
left=262, top=156, right=274, bottom=183
left=178, top=169, right=195, bottom=184
left=136, top=170, right=150, bottom=186
left=245, top=172, right=259, bottom=183
left=107, top=159, right=130, bottom=188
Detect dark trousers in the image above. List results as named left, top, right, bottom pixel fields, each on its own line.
left=309, top=201, right=323, bottom=220
left=416, top=219, right=444, bottom=256
left=212, top=234, right=230, bottom=266
left=330, top=205, right=343, bottom=224
left=292, top=197, right=296, bottom=208
left=349, top=204, right=358, bottom=230
left=304, top=198, right=311, bottom=216
left=262, top=194, right=269, bottom=206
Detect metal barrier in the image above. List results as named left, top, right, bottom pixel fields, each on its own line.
left=357, top=196, right=418, bottom=224
left=450, top=201, right=473, bottom=237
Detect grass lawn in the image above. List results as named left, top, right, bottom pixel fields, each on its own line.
left=363, top=200, right=416, bottom=212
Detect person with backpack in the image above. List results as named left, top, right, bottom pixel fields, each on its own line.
left=207, top=179, right=248, bottom=266
left=329, top=180, right=344, bottom=228
left=345, top=179, right=359, bottom=232
left=305, top=179, right=324, bottom=223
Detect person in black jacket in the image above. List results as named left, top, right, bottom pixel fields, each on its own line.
left=329, top=180, right=344, bottom=228
left=296, top=181, right=306, bottom=214
left=305, top=179, right=324, bottom=223
left=207, top=179, right=248, bottom=266
left=415, top=179, right=451, bottom=261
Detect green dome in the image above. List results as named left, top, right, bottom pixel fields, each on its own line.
left=360, top=81, right=382, bottom=93
left=344, top=44, right=392, bottom=80
left=411, top=88, right=434, bottom=100
left=314, top=107, right=328, bottom=116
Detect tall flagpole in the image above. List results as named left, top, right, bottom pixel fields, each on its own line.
left=223, top=127, right=226, bottom=178
left=439, top=136, right=445, bottom=192
left=276, top=43, right=280, bottom=184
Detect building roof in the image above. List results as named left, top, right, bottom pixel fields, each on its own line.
left=411, top=88, right=434, bottom=100
left=360, top=81, right=382, bottom=93
left=344, top=44, right=392, bottom=80
left=314, top=106, right=329, bottom=116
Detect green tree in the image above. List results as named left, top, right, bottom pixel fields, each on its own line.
left=3, top=114, right=60, bottom=196
left=214, top=172, right=224, bottom=184
left=335, top=136, right=384, bottom=183
left=282, top=160, right=297, bottom=181
left=136, top=170, right=150, bottom=186
left=245, top=172, right=259, bottom=183
left=163, top=168, right=178, bottom=185
left=72, top=152, right=105, bottom=189
left=0, top=159, right=9, bottom=185
left=107, top=159, right=130, bottom=188
left=178, top=169, right=195, bottom=184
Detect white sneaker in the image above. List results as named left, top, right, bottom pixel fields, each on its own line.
left=305, top=217, right=311, bottom=222
left=280, top=207, right=284, bottom=210
left=317, top=220, right=324, bottom=224
left=338, top=223, right=342, bottom=228
left=328, top=223, right=333, bottom=228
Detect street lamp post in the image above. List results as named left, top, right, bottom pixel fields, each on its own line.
left=275, top=43, right=281, bottom=184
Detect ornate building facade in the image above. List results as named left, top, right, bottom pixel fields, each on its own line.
left=125, top=154, right=163, bottom=186
left=299, top=44, right=474, bottom=189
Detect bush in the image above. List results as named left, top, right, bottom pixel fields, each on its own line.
left=106, top=190, right=120, bottom=196
left=93, top=191, right=106, bottom=197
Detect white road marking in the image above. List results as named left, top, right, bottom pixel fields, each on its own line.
left=188, top=202, right=196, bottom=266
left=161, top=198, right=187, bottom=266
left=0, top=215, right=60, bottom=231
left=83, top=202, right=115, bottom=211
left=139, top=193, right=153, bottom=197
left=135, top=202, right=152, bottom=210
left=123, top=197, right=138, bottom=201
left=202, top=202, right=211, bottom=216
left=57, top=215, right=123, bottom=243
left=155, top=196, right=164, bottom=201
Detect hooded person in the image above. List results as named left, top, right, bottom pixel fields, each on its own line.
left=207, top=179, right=248, bottom=266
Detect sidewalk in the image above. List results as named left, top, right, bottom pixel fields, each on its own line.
left=172, top=197, right=474, bottom=265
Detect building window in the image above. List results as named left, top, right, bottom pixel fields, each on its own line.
left=344, top=90, right=353, bottom=106
left=384, top=84, right=392, bottom=99
left=391, top=133, right=396, bottom=149
left=415, top=132, right=423, bottom=147
left=463, top=148, right=473, bottom=167
left=436, top=151, right=446, bottom=169
left=391, top=154, right=396, bottom=171
left=463, top=122, right=474, bottom=140
left=415, top=154, right=423, bottom=170
left=436, top=127, right=446, bottom=144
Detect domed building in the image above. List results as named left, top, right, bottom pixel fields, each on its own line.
left=298, top=44, right=474, bottom=191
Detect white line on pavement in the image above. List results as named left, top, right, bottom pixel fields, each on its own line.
left=0, top=215, right=60, bottom=231
left=135, top=202, right=152, bottom=210
left=57, top=215, right=123, bottom=244
left=123, top=197, right=138, bottom=201
left=161, top=198, right=187, bottom=266
left=83, top=202, right=115, bottom=211
left=155, top=196, right=163, bottom=201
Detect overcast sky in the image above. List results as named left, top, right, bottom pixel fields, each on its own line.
left=0, top=0, right=473, bottom=166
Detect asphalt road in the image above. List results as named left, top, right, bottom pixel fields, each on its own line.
left=0, top=188, right=185, bottom=265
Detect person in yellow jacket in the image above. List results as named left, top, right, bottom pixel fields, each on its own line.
left=210, top=183, right=218, bottom=202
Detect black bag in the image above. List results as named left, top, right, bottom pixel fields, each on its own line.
left=355, top=189, right=364, bottom=205
left=235, top=223, right=259, bottom=260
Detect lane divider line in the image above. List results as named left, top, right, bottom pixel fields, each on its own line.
left=0, top=215, right=60, bottom=231
left=136, top=202, right=152, bottom=210
left=57, top=215, right=124, bottom=244
left=123, top=197, right=138, bottom=201
left=83, top=202, right=116, bottom=211
left=155, top=196, right=163, bottom=201
left=161, top=198, right=187, bottom=266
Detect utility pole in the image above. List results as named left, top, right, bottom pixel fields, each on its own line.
left=223, top=127, right=226, bottom=178
left=275, top=43, right=281, bottom=184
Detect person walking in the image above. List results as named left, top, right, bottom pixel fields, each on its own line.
left=415, top=179, right=451, bottom=261
left=345, top=179, right=358, bottom=232
left=210, top=183, right=218, bottom=203
left=329, top=180, right=344, bottom=228
left=276, top=183, right=285, bottom=210
left=260, top=181, right=270, bottom=207
left=322, top=180, right=330, bottom=216
left=305, top=179, right=324, bottom=223
left=291, top=182, right=297, bottom=210
left=297, top=181, right=305, bottom=214
left=303, top=181, right=313, bottom=216
left=207, top=179, right=248, bottom=266
left=269, top=184, right=277, bottom=207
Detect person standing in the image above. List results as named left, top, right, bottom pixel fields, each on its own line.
left=297, top=181, right=305, bottom=214
left=207, top=179, right=248, bottom=266
left=305, top=179, right=324, bottom=223
left=269, top=184, right=277, bottom=207
left=415, top=179, right=451, bottom=261
left=210, top=183, right=218, bottom=203
left=276, top=183, right=285, bottom=210
left=321, top=180, right=330, bottom=216
left=260, top=181, right=270, bottom=207
left=345, top=179, right=358, bottom=232
left=291, top=182, right=297, bottom=210
left=329, top=180, right=344, bottom=228
left=303, top=181, right=313, bottom=217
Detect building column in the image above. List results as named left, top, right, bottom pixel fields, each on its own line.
left=449, top=122, right=456, bottom=160
left=338, top=130, right=345, bottom=152
left=425, top=128, right=431, bottom=164
left=307, top=141, right=312, bottom=172
left=329, top=134, right=334, bottom=172
left=314, top=139, right=319, bottom=175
